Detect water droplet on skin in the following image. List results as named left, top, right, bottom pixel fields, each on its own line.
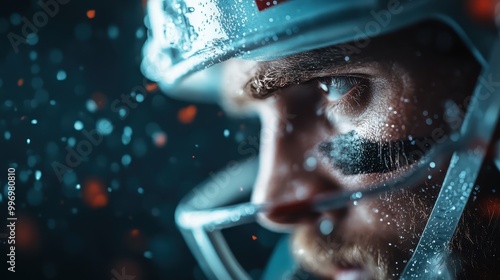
left=319, top=219, right=334, bottom=235
left=304, top=157, right=317, bottom=171
left=351, top=192, right=362, bottom=199
left=294, top=185, right=307, bottom=200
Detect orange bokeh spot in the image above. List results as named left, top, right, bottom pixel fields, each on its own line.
left=86, top=10, right=96, bottom=19
left=251, top=235, right=258, bottom=241
left=17, top=78, right=24, bottom=86
left=153, top=132, right=167, bottom=147
left=125, top=228, right=146, bottom=252
left=16, top=215, right=40, bottom=253
left=146, top=83, right=158, bottom=92
left=130, top=228, right=140, bottom=237
left=178, top=105, right=197, bottom=124
left=83, top=178, right=108, bottom=208
left=467, top=0, right=496, bottom=22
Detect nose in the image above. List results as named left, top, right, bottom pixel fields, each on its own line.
left=252, top=82, right=347, bottom=231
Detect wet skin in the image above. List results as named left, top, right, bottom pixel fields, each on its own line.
left=222, top=22, right=500, bottom=279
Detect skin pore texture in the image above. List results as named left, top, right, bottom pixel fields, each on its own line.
left=222, top=22, right=500, bottom=279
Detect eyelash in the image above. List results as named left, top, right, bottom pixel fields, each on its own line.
left=317, top=75, right=367, bottom=96
left=247, top=74, right=369, bottom=110
left=315, top=75, right=369, bottom=109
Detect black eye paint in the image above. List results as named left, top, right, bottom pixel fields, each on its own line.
left=318, top=131, right=434, bottom=175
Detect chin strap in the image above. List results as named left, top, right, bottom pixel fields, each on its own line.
left=401, top=39, right=500, bottom=279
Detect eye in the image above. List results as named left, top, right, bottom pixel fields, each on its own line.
left=317, top=76, right=368, bottom=101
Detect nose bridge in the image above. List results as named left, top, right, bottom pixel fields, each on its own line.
left=252, top=83, right=343, bottom=227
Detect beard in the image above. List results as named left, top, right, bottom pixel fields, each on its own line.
left=289, top=162, right=500, bottom=280
left=289, top=187, right=437, bottom=280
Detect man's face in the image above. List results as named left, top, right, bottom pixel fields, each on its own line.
left=222, top=22, right=480, bottom=279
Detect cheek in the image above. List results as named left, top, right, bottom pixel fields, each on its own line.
left=346, top=173, right=445, bottom=243
left=348, top=143, right=450, bottom=245
left=356, top=69, right=456, bottom=142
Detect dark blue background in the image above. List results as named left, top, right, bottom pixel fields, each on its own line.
left=0, top=0, right=279, bottom=279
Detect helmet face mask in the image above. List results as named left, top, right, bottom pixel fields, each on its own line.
left=143, top=1, right=500, bottom=279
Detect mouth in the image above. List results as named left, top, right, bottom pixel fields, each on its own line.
left=332, top=263, right=371, bottom=280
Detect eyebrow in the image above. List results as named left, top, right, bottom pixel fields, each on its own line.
left=244, top=45, right=357, bottom=99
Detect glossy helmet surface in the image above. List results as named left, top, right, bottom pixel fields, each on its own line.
left=141, top=0, right=500, bottom=279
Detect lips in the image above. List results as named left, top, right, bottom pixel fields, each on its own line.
left=333, top=268, right=370, bottom=280
left=332, top=262, right=371, bottom=280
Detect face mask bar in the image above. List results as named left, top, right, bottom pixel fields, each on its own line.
left=400, top=38, right=500, bottom=280
left=176, top=137, right=456, bottom=279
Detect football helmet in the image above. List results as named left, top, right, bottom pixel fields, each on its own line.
left=141, top=0, right=500, bottom=279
